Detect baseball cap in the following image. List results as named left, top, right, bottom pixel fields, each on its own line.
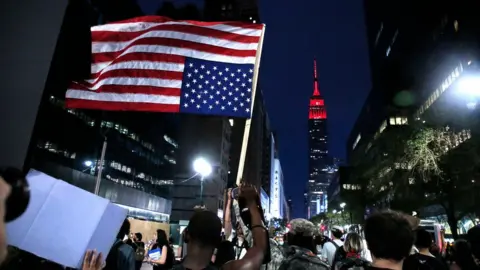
left=289, top=218, right=316, bottom=237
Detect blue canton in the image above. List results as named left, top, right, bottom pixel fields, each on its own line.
left=179, top=57, right=255, bottom=118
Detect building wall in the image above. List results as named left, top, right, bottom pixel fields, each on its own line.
left=171, top=115, right=231, bottom=222
left=270, top=158, right=285, bottom=219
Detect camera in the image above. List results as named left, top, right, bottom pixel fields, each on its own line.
left=0, top=167, right=30, bottom=222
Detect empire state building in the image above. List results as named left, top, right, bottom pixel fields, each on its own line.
left=307, top=58, right=330, bottom=219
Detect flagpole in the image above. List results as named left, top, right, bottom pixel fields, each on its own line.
left=94, top=136, right=107, bottom=195
left=235, top=25, right=266, bottom=186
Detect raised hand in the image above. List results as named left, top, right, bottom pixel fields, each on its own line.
left=82, top=250, right=103, bottom=270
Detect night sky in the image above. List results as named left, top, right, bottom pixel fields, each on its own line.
left=138, top=0, right=372, bottom=218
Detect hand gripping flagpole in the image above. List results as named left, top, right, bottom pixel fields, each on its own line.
left=235, top=25, right=266, bottom=186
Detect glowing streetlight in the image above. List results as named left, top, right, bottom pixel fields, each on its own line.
left=193, top=157, right=212, bottom=205
left=84, top=160, right=93, bottom=167
left=340, top=202, right=346, bottom=209
left=193, top=157, right=212, bottom=178
left=332, top=209, right=337, bottom=214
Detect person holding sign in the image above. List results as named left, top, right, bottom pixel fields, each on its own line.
left=148, top=229, right=175, bottom=269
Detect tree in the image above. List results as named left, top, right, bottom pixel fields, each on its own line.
left=353, top=124, right=480, bottom=239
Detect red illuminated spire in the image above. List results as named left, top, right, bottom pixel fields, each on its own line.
left=313, top=58, right=320, bottom=96
left=309, top=57, right=326, bottom=119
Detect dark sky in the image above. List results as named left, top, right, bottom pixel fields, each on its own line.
left=138, top=0, right=371, bottom=218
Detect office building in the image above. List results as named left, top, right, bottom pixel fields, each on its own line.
left=307, top=58, right=331, bottom=218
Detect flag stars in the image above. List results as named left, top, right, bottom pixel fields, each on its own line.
left=186, top=83, right=190, bottom=88
left=216, top=91, right=220, bottom=95
left=219, top=71, right=223, bottom=76
left=240, top=92, right=245, bottom=97
left=205, top=80, right=209, bottom=85
left=197, top=94, right=201, bottom=99
left=217, top=81, right=222, bottom=86
left=247, top=88, right=251, bottom=92
left=247, top=98, right=251, bottom=102
left=248, top=78, right=252, bottom=82
left=196, top=104, right=201, bottom=109
left=199, top=75, right=204, bottom=79
left=190, top=99, right=195, bottom=103
left=203, top=90, right=208, bottom=94
left=194, top=69, right=199, bottom=73
left=233, top=107, right=238, bottom=111
left=224, top=77, right=228, bottom=81
left=215, top=100, right=220, bottom=105
left=212, top=76, right=216, bottom=80
left=203, top=100, right=207, bottom=104
left=201, top=65, right=205, bottom=69
left=240, top=102, right=244, bottom=107
left=209, top=105, right=213, bottom=109
left=236, top=78, right=240, bottom=82
left=198, top=85, right=203, bottom=89
left=225, top=67, right=229, bottom=72
left=230, top=73, right=235, bottom=77
left=221, top=106, right=225, bottom=110
left=191, top=89, right=196, bottom=93
left=222, top=96, right=226, bottom=100
left=210, top=85, right=215, bottom=90
left=229, top=82, right=234, bottom=87
left=235, top=87, right=239, bottom=92
left=184, top=103, right=188, bottom=108
left=187, top=73, right=192, bottom=77
left=228, top=101, right=232, bottom=106
left=184, top=93, right=189, bottom=98
left=192, top=79, right=197, bottom=84
left=246, top=108, right=250, bottom=113
left=243, top=73, right=247, bottom=78
left=213, top=66, right=217, bottom=70
left=209, top=95, right=214, bottom=99
left=206, top=70, right=211, bottom=75
left=228, top=92, right=233, bottom=96
left=242, top=83, right=246, bottom=87
left=249, top=69, right=253, bottom=73
left=237, top=69, right=241, bottom=73
left=234, top=97, right=238, bottom=101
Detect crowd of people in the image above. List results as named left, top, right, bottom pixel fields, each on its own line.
left=2, top=174, right=480, bottom=270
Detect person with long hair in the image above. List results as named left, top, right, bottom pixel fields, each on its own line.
left=148, top=229, right=174, bottom=270
left=450, top=239, right=478, bottom=270
left=332, top=232, right=370, bottom=270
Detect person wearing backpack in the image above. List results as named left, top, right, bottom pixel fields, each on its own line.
left=278, top=219, right=329, bottom=270
left=321, top=226, right=344, bottom=266
left=332, top=232, right=370, bottom=270
left=403, top=229, right=447, bottom=270
left=133, top=233, right=146, bottom=270
left=104, top=219, right=136, bottom=270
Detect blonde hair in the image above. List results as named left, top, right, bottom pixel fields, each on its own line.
left=343, top=232, right=364, bottom=253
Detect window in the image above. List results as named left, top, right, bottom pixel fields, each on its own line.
left=389, top=117, right=408, bottom=125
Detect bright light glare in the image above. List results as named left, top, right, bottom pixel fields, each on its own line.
left=457, top=76, right=480, bottom=96
left=340, top=202, right=346, bottom=208
left=193, top=157, right=212, bottom=177
left=84, top=160, right=93, bottom=167
left=332, top=209, right=337, bottom=214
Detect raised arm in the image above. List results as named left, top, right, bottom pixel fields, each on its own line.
left=224, top=188, right=233, bottom=240
left=222, top=185, right=268, bottom=270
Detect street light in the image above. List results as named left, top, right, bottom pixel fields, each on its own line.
left=332, top=209, right=337, bottom=214
left=193, top=157, right=212, bottom=206
left=340, top=202, right=346, bottom=209
left=84, top=160, right=93, bottom=167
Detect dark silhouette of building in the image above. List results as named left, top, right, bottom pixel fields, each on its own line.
left=204, top=0, right=259, bottom=22
left=345, top=0, right=480, bottom=217
left=306, top=58, right=330, bottom=218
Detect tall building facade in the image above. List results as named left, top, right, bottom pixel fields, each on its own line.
left=307, top=58, right=330, bottom=219
left=344, top=0, right=480, bottom=218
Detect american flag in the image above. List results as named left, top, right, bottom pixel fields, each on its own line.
left=65, top=16, right=264, bottom=118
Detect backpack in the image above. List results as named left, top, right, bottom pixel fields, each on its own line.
left=279, top=247, right=329, bottom=270
left=335, top=257, right=369, bottom=270
left=134, top=242, right=145, bottom=261
left=104, top=240, right=124, bottom=270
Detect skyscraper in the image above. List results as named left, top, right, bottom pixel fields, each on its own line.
left=307, top=58, right=330, bottom=219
